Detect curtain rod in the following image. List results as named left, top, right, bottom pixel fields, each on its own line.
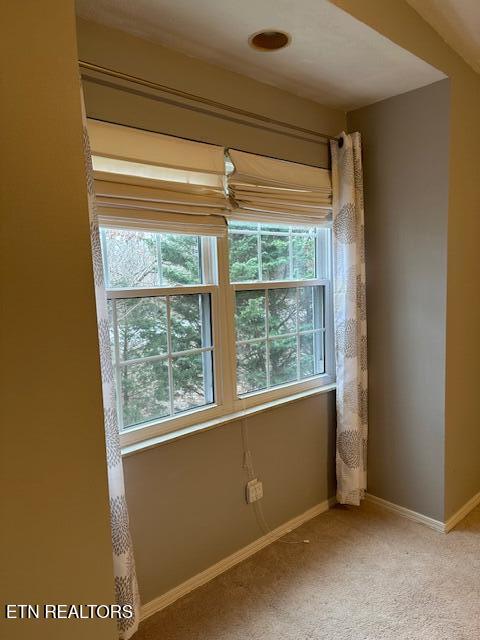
left=79, top=60, right=340, bottom=147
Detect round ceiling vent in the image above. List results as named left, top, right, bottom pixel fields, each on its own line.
left=248, top=30, right=291, bottom=52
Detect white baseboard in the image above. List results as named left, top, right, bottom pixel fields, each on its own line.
left=140, top=491, right=480, bottom=621
left=141, top=497, right=336, bottom=621
left=365, top=493, right=445, bottom=533
left=445, top=491, right=480, bottom=533
left=366, top=491, right=480, bottom=534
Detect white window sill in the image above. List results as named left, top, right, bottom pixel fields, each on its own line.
left=121, top=383, right=336, bottom=457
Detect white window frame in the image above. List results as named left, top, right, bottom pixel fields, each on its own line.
left=230, top=279, right=334, bottom=407
left=101, top=219, right=335, bottom=449
left=224, top=223, right=335, bottom=411
left=102, top=226, right=231, bottom=447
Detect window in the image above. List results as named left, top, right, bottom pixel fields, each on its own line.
left=90, top=120, right=334, bottom=446
left=229, top=221, right=331, bottom=396
left=102, top=227, right=218, bottom=432
left=101, top=219, right=333, bottom=441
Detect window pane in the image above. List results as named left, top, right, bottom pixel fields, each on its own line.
left=160, top=234, right=201, bottom=286
left=235, top=285, right=325, bottom=395
left=102, top=228, right=206, bottom=289
left=115, top=297, right=167, bottom=361
left=229, top=233, right=259, bottom=282
left=170, top=294, right=205, bottom=352
left=235, top=291, right=265, bottom=341
left=268, top=288, right=296, bottom=336
left=261, top=234, right=289, bottom=280
left=298, top=287, right=314, bottom=331
left=107, top=300, right=116, bottom=363
left=300, top=333, right=315, bottom=379
left=228, top=222, right=328, bottom=285
left=102, top=225, right=220, bottom=431
left=292, top=233, right=315, bottom=279
left=104, top=228, right=159, bottom=289
left=121, top=360, right=169, bottom=428
left=315, top=331, right=326, bottom=375
left=172, top=353, right=211, bottom=413
left=313, top=286, right=325, bottom=330
left=269, top=337, right=297, bottom=386
left=316, top=227, right=331, bottom=280
left=237, top=342, right=267, bottom=394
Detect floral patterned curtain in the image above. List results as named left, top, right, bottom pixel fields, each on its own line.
left=80, top=90, right=140, bottom=639
left=330, top=132, right=368, bottom=506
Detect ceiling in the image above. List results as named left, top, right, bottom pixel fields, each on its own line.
left=407, top=0, right=480, bottom=74
left=76, top=0, right=445, bottom=111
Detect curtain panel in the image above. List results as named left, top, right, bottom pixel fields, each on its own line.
left=330, top=132, right=368, bottom=505
left=81, top=97, right=140, bottom=639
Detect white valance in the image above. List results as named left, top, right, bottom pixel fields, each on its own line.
left=87, top=119, right=228, bottom=219
left=227, top=149, right=332, bottom=225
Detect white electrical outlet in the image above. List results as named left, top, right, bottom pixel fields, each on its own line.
left=246, top=478, right=263, bottom=504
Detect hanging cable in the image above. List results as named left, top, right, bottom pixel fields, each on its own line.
left=240, top=417, right=309, bottom=545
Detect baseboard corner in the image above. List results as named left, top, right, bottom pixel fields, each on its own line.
left=365, top=493, right=445, bottom=533
left=444, top=490, right=480, bottom=533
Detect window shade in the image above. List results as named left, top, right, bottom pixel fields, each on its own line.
left=227, top=149, right=332, bottom=225
left=88, top=120, right=224, bottom=174
left=97, top=209, right=226, bottom=237
left=87, top=119, right=228, bottom=222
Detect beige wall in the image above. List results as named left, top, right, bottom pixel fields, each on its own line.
left=124, top=393, right=336, bottom=603
left=348, top=80, right=450, bottom=520
left=76, top=18, right=346, bottom=168
left=333, top=0, right=480, bottom=520
left=0, top=3, right=116, bottom=639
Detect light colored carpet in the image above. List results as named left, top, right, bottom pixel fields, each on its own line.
left=136, top=501, right=480, bottom=640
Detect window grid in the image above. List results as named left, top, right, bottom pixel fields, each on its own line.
left=229, top=223, right=318, bottom=284
left=109, top=293, right=215, bottom=429
left=100, top=221, right=334, bottom=443
left=155, top=233, right=163, bottom=284
left=230, top=222, right=329, bottom=397
left=236, top=328, right=325, bottom=346
left=101, top=226, right=217, bottom=432
left=200, top=294, right=214, bottom=404
left=101, top=227, right=202, bottom=290
left=257, top=231, right=263, bottom=281
left=265, top=289, right=271, bottom=388
left=235, top=332, right=325, bottom=371
left=165, top=295, right=175, bottom=416
left=111, top=295, right=124, bottom=430
left=234, top=284, right=326, bottom=395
